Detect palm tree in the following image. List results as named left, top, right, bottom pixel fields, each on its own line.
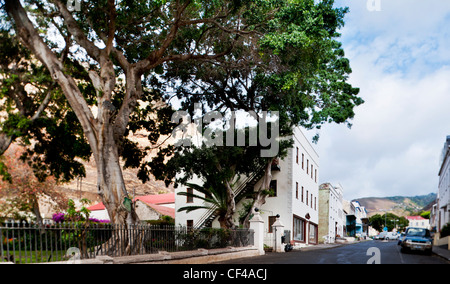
left=177, top=178, right=238, bottom=229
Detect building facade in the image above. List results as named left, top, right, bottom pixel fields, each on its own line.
left=175, top=127, right=320, bottom=247
left=406, top=216, right=430, bottom=229
left=438, top=136, right=450, bottom=232
left=318, top=183, right=344, bottom=243
left=343, top=200, right=368, bottom=238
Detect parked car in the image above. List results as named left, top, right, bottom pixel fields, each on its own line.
left=386, top=232, right=399, bottom=240
left=398, top=227, right=433, bottom=255
left=374, top=232, right=387, bottom=240
left=398, top=232, right=406, bottom=245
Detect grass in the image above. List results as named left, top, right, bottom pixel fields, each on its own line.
left=1, top=250, right=69, bottom=264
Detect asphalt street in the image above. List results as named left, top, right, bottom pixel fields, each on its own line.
left=214, top=240, right=450, bottom=264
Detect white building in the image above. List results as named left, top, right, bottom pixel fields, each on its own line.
left=318, top=183, right=345, bottom=243
left=438, top=136, right=450, bottom=232
left=406, top=216, right=430, bottom=229
left=175, top=127, right=320, bottom=247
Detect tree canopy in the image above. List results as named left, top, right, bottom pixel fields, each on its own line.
left=2, top=0, right=363, bottom=230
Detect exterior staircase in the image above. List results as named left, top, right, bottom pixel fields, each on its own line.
left=194, top=165, right=266, bottom=228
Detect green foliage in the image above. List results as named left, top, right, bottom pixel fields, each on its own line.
left=176, top=227, right=234, bottom=250
left=420, top=211, right=430, bottom=219
left=146, top=215, right=175, bottom=226
left=65, top=199, right=91, bottom=223
left=441, top=223, right=450, bottom=238
left=3, top=0, right=363, bottom=212
left=165, top=0, right=362, bottom=140
left=0, top=160, right=12, bottom=182
left=369, top=213, right=409, bottom=232
left=0, top=27, right=92, bottom=183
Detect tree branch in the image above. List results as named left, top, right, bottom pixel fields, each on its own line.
left=5, top=0, right=99, bottom=157
left=135, top=0, right=191, bottom=74
left=50, top=0, right=102, bottom=61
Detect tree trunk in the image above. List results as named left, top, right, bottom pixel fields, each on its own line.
left=224, top=180, right=236, bottom=229
left=5, top=0, right=140, bottom=247
left=30, top=196, right=46, bottom=234
left=242, top=158, right=274, bottom=228
left=95, top=128, right=137, bottom=225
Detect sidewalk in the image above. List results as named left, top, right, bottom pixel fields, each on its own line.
left=298, top=243, right=344, bottom=251
left=433, top=245, right=450, bottom=261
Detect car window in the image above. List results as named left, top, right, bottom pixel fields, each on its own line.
left=406, top=228, right=429, bottom=237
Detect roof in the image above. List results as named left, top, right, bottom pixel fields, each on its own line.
left=87, top=202, right=107, bottom=211
left=87, top=193, right=175, bottom=211
left=406, top=216, right=427, bottom=221
left=145, top=203, right=175, bottom=218
left=135, top=193, right=175, bottom=205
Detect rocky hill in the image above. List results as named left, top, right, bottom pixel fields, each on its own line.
left=354, top=193, right=437, bottom=217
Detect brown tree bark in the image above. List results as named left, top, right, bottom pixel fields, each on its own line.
left=242, top=158, right=274, bottom=228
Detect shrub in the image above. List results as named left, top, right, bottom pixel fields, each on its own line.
left=441, top=223, right=450, bottom=238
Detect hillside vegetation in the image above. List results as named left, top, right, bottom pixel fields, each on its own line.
left=354, top=193, right=436, bottom=217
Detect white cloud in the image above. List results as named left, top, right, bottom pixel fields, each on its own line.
left=315, top=0, right=450, bottom=200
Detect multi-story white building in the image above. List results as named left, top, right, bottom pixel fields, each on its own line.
left=175, top=127, right=320, bottom=247
left=437, top=135, right=450, bottom=232
left=318, top=183, right=344, bottom=243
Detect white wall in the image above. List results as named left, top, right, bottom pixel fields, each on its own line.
left=175, top=127, right=321, bottom=245
left=438, top=139, right=450, bottom=230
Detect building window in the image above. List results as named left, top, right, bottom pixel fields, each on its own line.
left=186, top=188, right=194, bottom=203
left=296, top=147, right=299, bottom=164
left=269, top=180, right=277, bottom=197
left=306, top=190, right=309, bottom=205
left=293, top=216, right=305, bottom=242
left=311, top=193, right=313, bottom=208
left=307, top=159, right=309, bottom=174
left=311, top=165, right=313, bottom=178
left=302, top=154, right=304, bottom=169
left=309, top=223, right=318, bottom=244
left=301, top=186, right=304, bottom=202
left=315, top=169, right=317, bottom=183
left=296, top=182, right=299, bottom=199
left=187, top=220, right=194, bottom=228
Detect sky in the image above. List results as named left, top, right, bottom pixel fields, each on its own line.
left=304, top=0, right=450, bottom=200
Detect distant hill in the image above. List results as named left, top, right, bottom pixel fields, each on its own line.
left=354, top=193, right=437, bottom=217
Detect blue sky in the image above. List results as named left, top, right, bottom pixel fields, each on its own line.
left=307, top=0, right=450, bottom=200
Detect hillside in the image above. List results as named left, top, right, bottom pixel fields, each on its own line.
left=354, top=193, right=437, bottom=217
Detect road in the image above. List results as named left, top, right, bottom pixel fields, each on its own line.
left=215, top=240, right=450, bottom=264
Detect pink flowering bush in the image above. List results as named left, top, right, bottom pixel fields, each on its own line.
left=52, top=199, right=110, bottom=224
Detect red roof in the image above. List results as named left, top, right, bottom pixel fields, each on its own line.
left=87, top=193, right=175, bottom=211
left=87, top=202, right=106, bottom=211
left=406, top=216, right=426, bottom=220
left=135, top=193, right=175, bottom=205
left=146, top=203, right=175, bottom=218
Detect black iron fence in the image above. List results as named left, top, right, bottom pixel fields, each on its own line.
left=0, top=221, right=254, bottom=264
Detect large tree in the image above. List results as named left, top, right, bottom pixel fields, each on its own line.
left=157, top=0, right=362, bottom=227
left=3, top=0, right=362, bottom=234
